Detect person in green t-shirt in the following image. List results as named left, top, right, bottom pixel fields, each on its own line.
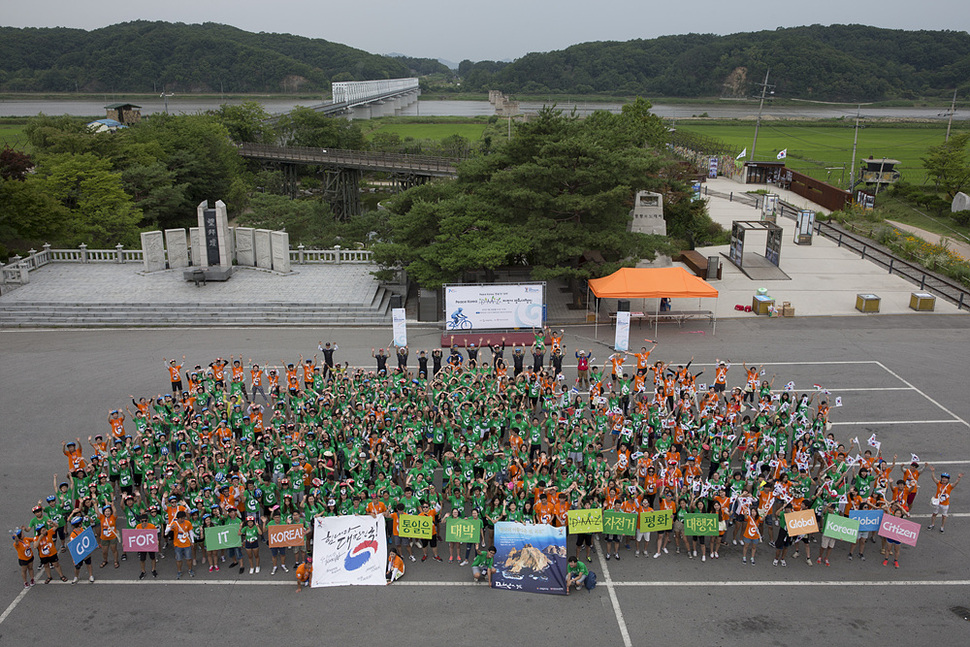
left=566, top=556, right=589, bottom=594
left=471, top=545, right=496, bottom=585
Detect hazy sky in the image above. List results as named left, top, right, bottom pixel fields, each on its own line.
left=4, top=0, right=968, bottom=63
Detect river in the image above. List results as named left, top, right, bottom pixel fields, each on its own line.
left=0, top=97, right=963, bottom=121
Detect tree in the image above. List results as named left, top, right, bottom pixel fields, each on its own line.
left=374, top=107, right=681, bottom=293
left=0, top=146, right=34, bottom=181
left=276, top=107, right=364, bottom=149
left=237, top=193, right=334, bottom=247
left=210, top=101, right=276, bottom=143
left=35, top=152, right=141, bottom=247
left=922, top=133, right=970, bottom=200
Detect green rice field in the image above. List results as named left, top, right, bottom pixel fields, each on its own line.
left=674, top=121, right=967, bottom=187
left=363, top=121, right=487, bottom=142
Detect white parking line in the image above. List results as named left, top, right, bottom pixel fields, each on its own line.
left=611, top=580, right=970, bottom=587
left=875, top=361, right=970, bottom=428
left=0, top=587, right=30, bottom=627
left=594, top=537, right=633, bottom=647
left=831, top=420, right=964, bottom=426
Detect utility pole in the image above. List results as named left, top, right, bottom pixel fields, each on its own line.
left=848, top=104, right=861, bottom=192
left=945, top=88, right=957, bottom=142
left=750, top=68, right=773, bottom=164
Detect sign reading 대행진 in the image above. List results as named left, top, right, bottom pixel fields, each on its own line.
left=784, top=510, right=819, bottom=536
left=445, top=517, right=482, bottom=543
left=603, top=510, right=637, bottom=536
left=204, top=524, right=242, bottom=551
left=682, top=513, right=720, bottom=536
left=121, top=528, right=158, bottom=553
left=444, top=284, right=544, bottom=331
left=398, top=514, right=434, bottom=539
left=268, top=523, right=306, bottom=548
left=566, top=508, right=603, bottom=534
left=822, top=514, right=859, bottom=543
left=639, top=509, right=673, bottom=532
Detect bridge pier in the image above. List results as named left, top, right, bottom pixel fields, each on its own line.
left=321, top=168, right=362, bottom=220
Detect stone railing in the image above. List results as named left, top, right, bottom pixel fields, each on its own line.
left=291, top=246, right=374, bottom=264
left=1, top=242, right=373, bottom=288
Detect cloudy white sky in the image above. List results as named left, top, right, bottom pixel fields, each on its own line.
left=4, top=0, right=968, bottom=63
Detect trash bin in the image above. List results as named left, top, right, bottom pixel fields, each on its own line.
left=617, top=300, right=631, bottom=312
left=855, top=294, right=880, bottom=313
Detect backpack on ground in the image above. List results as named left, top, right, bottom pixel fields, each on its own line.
left=584, top=570, right=597, bottom=591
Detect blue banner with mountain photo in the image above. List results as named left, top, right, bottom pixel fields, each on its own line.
left=492, top=521, right=567, bottom=595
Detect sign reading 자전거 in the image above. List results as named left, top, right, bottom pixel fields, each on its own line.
left=268, top=523, right=306, bottom=548
left=603, top=510, right=637, bottom=536
left=566, top=509, right=603, bottom=534
left=639, top=509, right=673, bottom=532
left=398, top=514, right=434, bottom=539
left=445, top=517, right=483, bottom=543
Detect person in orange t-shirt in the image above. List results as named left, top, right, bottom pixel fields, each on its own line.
left=13, top=529, right=34, bottom=588
left=295, top=556, right=312, bottom=592
left=386, top=548, right=405, bottom=583
left=97, top=504, right=120, bottom=569
left=740, top=511, right=762, bottom=564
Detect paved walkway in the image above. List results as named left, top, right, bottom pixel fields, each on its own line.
left=0, top=263, right=380, bottom=304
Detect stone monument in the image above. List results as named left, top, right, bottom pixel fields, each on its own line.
left=185, top=199, right=233, bottom=281
left=627, top=191, right=666, bottom=236
left=141, top=231, right=166, bottom=272
left=953, top=192, right=969, bottom=213
left=164, top=229, right=189, bottom=269
left=254, top=229, right=273, bottom=270
left=235, top=227, right=256, bottom=267
left=270, top=231, right=291, bottom=273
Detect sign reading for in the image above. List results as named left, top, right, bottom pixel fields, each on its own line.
left=639, top=509, right=673, bottom=532
left=603, top=510, right=637, bottom=536
left=566, top=509, right=603, bottom=534
left=784, top=510, right=819, bottom=536
left=121, top=528, right=159, bottom=553
left=683, top=513, right=720, bottom=536
left=445, top=517, right=482, bottom=543
left=204, top=524, right=242, bottom=551
left=268, top=523, right=306, bottom=548
left=822, top=514, right=859, bottom=543
left=398, top=514, right=433, bottom=539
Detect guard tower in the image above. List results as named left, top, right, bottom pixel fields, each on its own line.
left=859, top=158, right=901, bottom=188
left=628, top=190, right=666, bottom=236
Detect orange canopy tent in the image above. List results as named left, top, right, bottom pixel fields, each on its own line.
left=587, top=267, right=719, bottom=336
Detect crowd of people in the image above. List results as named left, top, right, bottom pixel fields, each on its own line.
left=12, top=330, right=963, bottom=590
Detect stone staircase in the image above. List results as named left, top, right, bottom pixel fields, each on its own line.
left=0, top=287, right=393, bottom=328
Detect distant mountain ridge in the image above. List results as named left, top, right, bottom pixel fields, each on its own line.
left=457, top=24, right=970, bottom=102
left=0, top=21, right=409, bottom=93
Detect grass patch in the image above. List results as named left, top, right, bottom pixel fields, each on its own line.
left=0, top=118, right=31, bottom=150
left=674, top=120, right=966, bottom=187
left=364, top=118, right=488, bottom=142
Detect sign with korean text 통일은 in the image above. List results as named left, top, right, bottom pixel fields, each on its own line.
left=398, top=514, right=434, bottom=539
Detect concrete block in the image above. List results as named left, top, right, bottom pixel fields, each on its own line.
left=189, top=228, right=202, bottom=266
left=235, top=227, right=255, bottom=266
left=270, top=231, right=291, bottom=273
left=164, top=229, right=189, bottom=269
left=140, top=231, right=166, bottom=272
left=254, top=229, right=273, bottom=269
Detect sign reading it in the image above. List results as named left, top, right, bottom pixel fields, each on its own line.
left=204, top=524, right=242, bottom=551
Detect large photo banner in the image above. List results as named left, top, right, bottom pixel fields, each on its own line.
left=492, top=522, right=567, bottom=596
left=444, top=284, right=544, bottom=330
left=311, top=515, right=387, bottom=588
left=614, top=311, right=631, bottom=352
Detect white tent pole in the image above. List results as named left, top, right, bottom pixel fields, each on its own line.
left=713, top=296, right=718, bottom=336
left=655, top=298, right=660, bottom=338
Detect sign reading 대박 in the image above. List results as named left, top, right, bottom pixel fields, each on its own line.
left=445, top=517, right=482, bottom=543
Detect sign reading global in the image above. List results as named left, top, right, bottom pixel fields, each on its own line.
left=444, top=284, right=544, bottom=330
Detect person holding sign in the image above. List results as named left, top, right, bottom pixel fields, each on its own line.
left=68, top=517, right=95, bottom=584
left=240, top=514, right=262, bottom=574
left=927, top=468, right=963, bottom=534
left=134, top=514, right=158, bottom=579
left=882, top=504, right=910, bottom=568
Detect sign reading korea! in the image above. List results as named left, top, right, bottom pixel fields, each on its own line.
left=268, top=523, right=306, bottom=548
left=444, top=284, right=544, bottom=331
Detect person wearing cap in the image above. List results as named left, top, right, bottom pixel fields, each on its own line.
left=13, top=528, right=35, bottom=588
left=134, top=513, right=158, bottom=579
left=199, top=513, right=221, bottom=573
left=169, top=510, right=194, bottom=579
left=33, top=521, right=68, bottom=584
left=163, top=356, right=186, bottom=394
left=266, top=508, right=290, bottom=575
left=63, top=439, right=86, bottom=472
left=223, top=507, right=244, bottom=573
left=240, top=514, right=262, bottom=574
left=927, top=466, right=964, bottom=533
left=68, top=517, right=95, bottom=584
left=97, top=504, right=120, bottom=569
